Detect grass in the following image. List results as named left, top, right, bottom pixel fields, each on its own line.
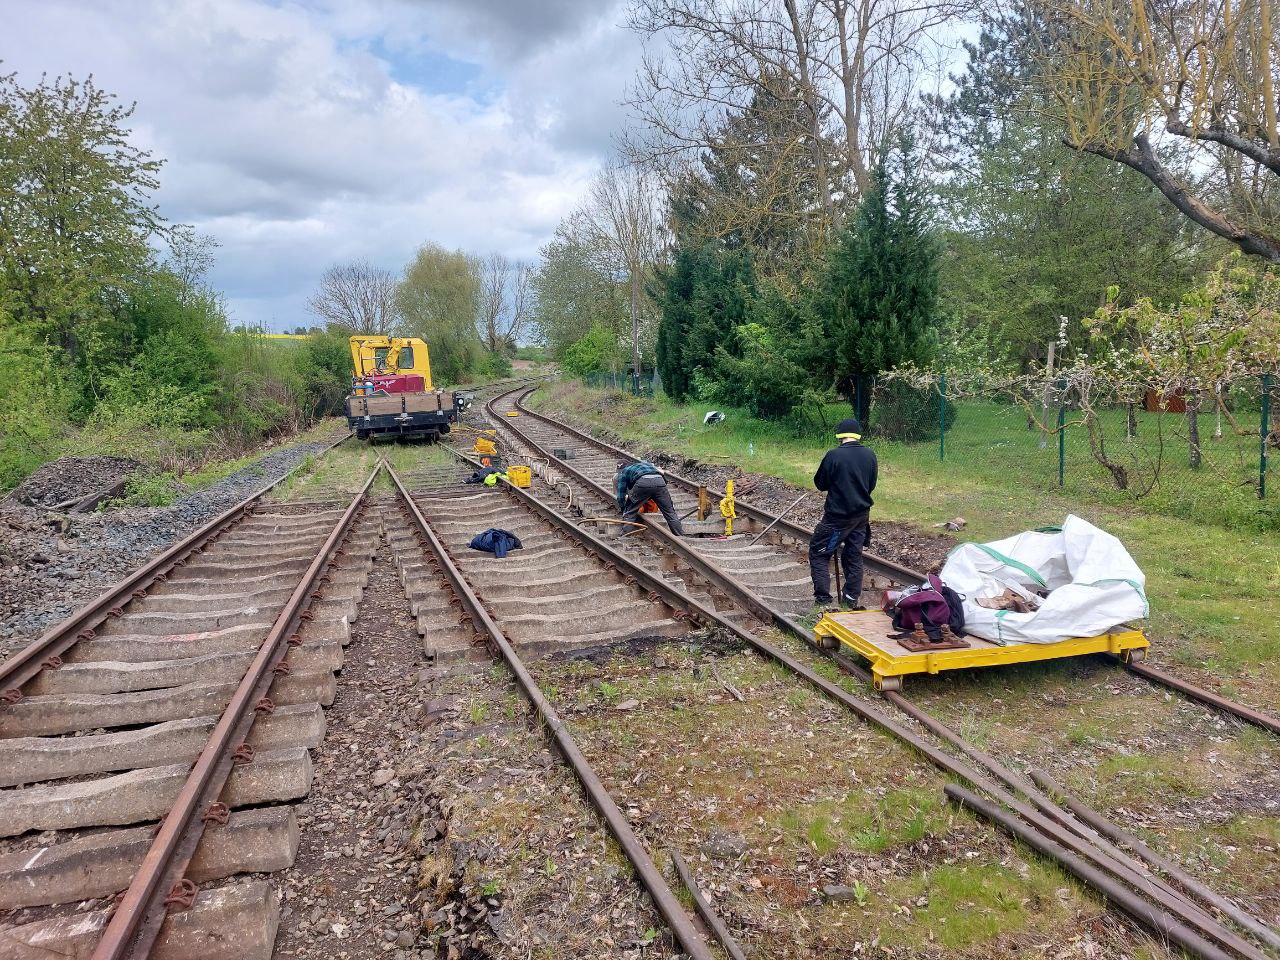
left=873, top=860, right=1078, bottom=950
left=778, top=786, right=951, bottom=855
left=529, top=381, right=1280, bottom=702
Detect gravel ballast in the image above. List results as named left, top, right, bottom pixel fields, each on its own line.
left=0, top=438, right=341, bottom=659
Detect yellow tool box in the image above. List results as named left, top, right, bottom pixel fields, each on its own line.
left=815, top=610, right=1148, bottom=691
left=507, top=465, right=531, bottom=488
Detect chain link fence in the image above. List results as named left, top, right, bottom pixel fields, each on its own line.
left=860, top=373, right=1278, bottom=529
left=582, top=371, right=656, bottom=397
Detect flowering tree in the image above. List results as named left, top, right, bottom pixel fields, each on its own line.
left=1089, top=256, right=1280, bottom=469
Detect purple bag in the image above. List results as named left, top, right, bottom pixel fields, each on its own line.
left=888, top=574, right=965, bottom=640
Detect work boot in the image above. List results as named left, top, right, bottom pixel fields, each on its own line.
left=841, top=593, right=866, bottom=611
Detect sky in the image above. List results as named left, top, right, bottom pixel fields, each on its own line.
left=3, top=0, right=640, bottom=330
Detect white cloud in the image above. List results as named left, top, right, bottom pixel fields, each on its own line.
left=3, top=0, right=636, bottom=329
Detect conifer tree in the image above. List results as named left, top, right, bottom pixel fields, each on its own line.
left=655, top=243, right=754, bottom=402
left=820, top=133, right=940, bottom=414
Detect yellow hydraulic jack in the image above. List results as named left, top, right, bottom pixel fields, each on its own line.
left=719, top=479, right=736, bottom=536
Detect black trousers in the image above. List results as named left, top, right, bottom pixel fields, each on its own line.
left=808, top=513, right=869, bottom=604
left=622, top=474, right=684, bottom=535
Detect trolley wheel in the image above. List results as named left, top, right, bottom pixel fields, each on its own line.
left=1126, top=648, right=1146, bottom=664
left=876, top=675, right=903, bottom=693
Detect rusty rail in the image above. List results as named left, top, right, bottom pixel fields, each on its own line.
left=0, top=432, right=351, bottom=702
left=486, top=385, right=1280, bottom=959
left=90, top=462, right=378, bottom=960
left=507, top=385, right=1280, bottom=736
left=1029, top=767, right=1280, bottom=951
left=947, top=785, right=1238, bottom=960
left=384, top=461, right=715, bottom=960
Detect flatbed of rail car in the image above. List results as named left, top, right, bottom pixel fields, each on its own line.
left=815, top=610, right=1148, bottom=691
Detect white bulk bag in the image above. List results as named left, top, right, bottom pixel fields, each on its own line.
left=939, top=515, right=1148, bottom=645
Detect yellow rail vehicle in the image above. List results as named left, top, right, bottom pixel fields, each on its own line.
left=348, top=336, right=435, bottom=384
left=345, top=336, right=465, bottom=442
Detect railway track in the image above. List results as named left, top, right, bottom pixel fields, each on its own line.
left=0, top=439, right=380, bottom=959
left=2, top=382, right=1276, bottom=959
left=477, top=382, right=1280, bottom=960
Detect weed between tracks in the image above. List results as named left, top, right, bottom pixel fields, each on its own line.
left=528, top=635, right=1172, bottom=958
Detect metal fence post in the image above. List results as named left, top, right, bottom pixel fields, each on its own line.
left=1057, top=399, right=1066, bottom=487
left=938, top=373, right=946, bottom=462
left=1262, top=373, right=1272, bottom=499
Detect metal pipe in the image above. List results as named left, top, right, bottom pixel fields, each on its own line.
left=1028, top=768, right=1280, bottom=951
left=0, top=431, right=352, bottom=704
left=92, top=462, right=378, bottom=960
left=750, top=493, right=808, bottom=545
left=668, top=849, right=749, bottom=960
left=946, top=785, right=1237, bottom=960
left=385, top=463, right=714, bottom=960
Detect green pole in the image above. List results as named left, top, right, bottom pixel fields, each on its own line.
left=1262, top=374, right=1272, bottom=499
left=939, top=373, right=946, bottom=462
left=1057, top=400, right=1066, bottom=487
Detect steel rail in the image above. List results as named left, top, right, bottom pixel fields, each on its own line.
left=668, top=849, right=749, bottom=960
left=1028, top=768, right=1280, bottom=952
left=0, top=432, right=352, bottom=700
left=505, top=386, right=922, bottom=582
left=1122, top=659, right=1280, bottom=736
left=507, top=385, right=1280, bottom=737
left=485, top=388, right=1277, bottom=959
left=383, top=461, right=715, bottom=960
left=91, top=463, right=379, bottom=960
left=947, top=785, right=1238, bottom=960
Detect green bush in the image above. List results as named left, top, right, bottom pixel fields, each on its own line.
left=478, top=349, right=513, bottom=379
left=562, top=324, right=620, bottom=377
left=0, top=330, right=70, bottom=489
left=872, top=379, right=956, bottom=442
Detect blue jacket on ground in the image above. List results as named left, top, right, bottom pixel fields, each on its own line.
left=615, top=461, right=661, bottom=511
left=468, top=528, right=523, bottom=559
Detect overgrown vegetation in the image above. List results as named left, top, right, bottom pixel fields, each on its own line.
left=0, top=71, right=350, bottom=491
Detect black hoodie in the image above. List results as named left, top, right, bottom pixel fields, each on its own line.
left=813, top=440, right=877, bottom=523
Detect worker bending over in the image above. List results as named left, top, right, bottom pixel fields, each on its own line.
left=615, top=461, right=685, bottom=536
left=810, top=417, right=877, bottom=609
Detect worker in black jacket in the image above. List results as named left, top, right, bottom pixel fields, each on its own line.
left=810, top=417, right=877, bottom=609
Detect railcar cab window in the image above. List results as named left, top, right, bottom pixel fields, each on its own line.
left=398, top=346, right=414, bottom=368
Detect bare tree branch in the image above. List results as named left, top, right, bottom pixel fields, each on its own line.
left=307, top=260, right=400, bottom=333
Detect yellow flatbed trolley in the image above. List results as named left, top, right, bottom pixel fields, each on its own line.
left=815, top=610, right=1149, bottom=692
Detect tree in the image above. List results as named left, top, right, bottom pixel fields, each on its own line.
left=929, top=14, right=1206, bottom=366
left=578, top=164, right=666, bottom=374
left=476, top=252, right=533, bottom=354
left=654, top=241, right=755, bottom=401
left=669, top=68, right=840, bottom=277
left=1032, top=0, right=1280, bottom=261
left=396, top=244, right=481, bottom=384
left=0, top=71, right=166, bottom=397
left=819, top=134, right=940, bottom=413
left=531, top=218, right=629, bottom=365
left=1091, top=256, right=1280, bottom=470
left=626, top=0, right=969, bottom=209
left=307, top=260, right=400, bottom=334
left=705, top=278, right=828, bottom=417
